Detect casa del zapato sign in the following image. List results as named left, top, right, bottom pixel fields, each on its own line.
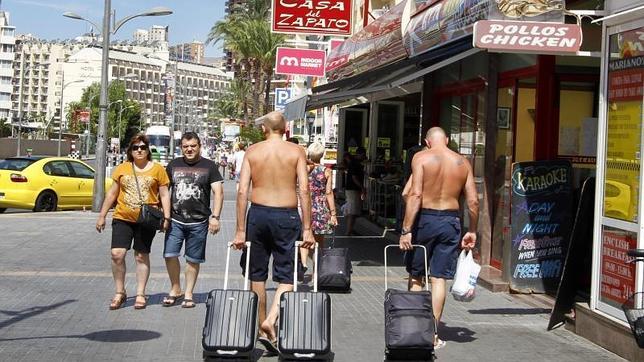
left=272, top=0, right=353, bottom=36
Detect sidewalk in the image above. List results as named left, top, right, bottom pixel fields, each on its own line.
left=0, top=180, right=623, bottom=361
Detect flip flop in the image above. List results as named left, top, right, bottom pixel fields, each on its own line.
left=181, top=299, right=196, bottom=309
left=162, top=293, right=183, bottom=307
left=434, top=339, right=447, bottom=350
left=257, top=336, right=279, bottom=355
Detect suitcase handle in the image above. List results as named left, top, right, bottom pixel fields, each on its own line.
left=224, top=241, right=251, bottom=291
left=216, top=350, right=239, bottom=355
left=294, top=241, right=318, bottom=292
left=294, top=353, right=316, bottom=358
left=384, top=244, right=429, bottom=292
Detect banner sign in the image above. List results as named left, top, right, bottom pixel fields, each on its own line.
left=274, top=88, right=293, bottom=111
left=600, top=228, right=636, bottom=308
left=78, top=110, right=90, bottom=124
left=272, top=0, right=353, bottom=36
left=275, top=47, right=326, bottom=77
left=510, top=160, right=573, bottom=294
left=474, top=20, right=581, bottom=53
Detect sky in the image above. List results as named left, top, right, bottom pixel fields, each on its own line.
left=2, top=0, right=227, bottom=57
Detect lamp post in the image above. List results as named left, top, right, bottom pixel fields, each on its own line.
left=64, top=3, right=172, bottom=212
left=57, top=73, right=83, bottom=157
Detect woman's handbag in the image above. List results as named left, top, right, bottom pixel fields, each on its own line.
left=131, top=163, right=164, bottom=230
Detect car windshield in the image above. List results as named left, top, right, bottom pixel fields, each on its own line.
left=0, top=158, right=36, bottom=171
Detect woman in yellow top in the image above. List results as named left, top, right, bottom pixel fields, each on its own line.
left=96, top=134, right=171, bottom=310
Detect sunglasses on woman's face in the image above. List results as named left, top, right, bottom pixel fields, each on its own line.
left=132, top=144, right=148, bottom=151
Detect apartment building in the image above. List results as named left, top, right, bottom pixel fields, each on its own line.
left=0, top=11, right=14, bottom=120
left=169, top=41, right=204, bottom=64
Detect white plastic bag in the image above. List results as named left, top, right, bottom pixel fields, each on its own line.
left=451, top=250, right=481, bottom=302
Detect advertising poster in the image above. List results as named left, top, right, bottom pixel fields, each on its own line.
left=600, top=228, right=636, bottom=308
left=510, top=160, right=573, bottom=293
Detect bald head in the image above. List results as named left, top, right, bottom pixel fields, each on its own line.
left=425, top=127, right=448, bottom=147
left=260, top=111, right=286, bottom=134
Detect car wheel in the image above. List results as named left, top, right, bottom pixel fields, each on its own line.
left=0, top=208, right=6, bottom=213
left=34, top=191, right=57, bottom=212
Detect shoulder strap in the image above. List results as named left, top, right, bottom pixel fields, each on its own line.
left=131, top=162, right=144, bottom=206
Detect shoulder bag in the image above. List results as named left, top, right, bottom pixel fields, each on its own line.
left=131, top=162, right=164, bottom=230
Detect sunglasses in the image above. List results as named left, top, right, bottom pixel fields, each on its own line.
left=132, top=144, right=148, bottom=151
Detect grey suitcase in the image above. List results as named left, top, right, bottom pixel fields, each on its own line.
left=278, top=242, right=332, bottom=360
left=202, top=242, right=258, bottom=359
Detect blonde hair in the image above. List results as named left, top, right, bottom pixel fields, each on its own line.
left=307, top=142, right=325, bottom=163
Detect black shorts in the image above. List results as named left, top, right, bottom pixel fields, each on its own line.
left=111, top=219, right=157, bottom=253
left=240, top=203, right=301, bottom=284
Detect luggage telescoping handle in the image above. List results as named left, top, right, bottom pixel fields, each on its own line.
left=223, top=241, right=251, bottom=291
left=384, top=244, right=429, bottom=292
left=294, top=241, right=318, bottom=292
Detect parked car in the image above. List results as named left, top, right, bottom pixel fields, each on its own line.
left=0, top=156, right=112, bottom=212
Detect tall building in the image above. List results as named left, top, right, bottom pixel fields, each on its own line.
left=133, top=29, right=148, bottom=44
left=0, top=10, right=14, bottom=120
left=132, top=25, right=168, bottom=44
left=223, top=0, right=247, bottom=72
left=169, top=41, right=204, bottom=64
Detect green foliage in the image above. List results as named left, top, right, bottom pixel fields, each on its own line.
left=212, top=79, right=252, bottom=120
left=0, top=118, right=11, bottom=137
left=239, top=124, right=264, bottom=145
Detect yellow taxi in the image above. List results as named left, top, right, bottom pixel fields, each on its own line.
left=0, top=156, right=112, bottom=212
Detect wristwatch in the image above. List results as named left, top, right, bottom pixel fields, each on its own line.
left=401, top=227, right=412, bottom=236
left=210, top=215, right=220, bottom=221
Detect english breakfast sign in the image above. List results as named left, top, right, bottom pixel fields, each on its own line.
left=272, top=0, right=353, bottom=36
left=474, top=20, right=581, bottom=53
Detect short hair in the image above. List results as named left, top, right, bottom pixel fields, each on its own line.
left=426, top=127, right=447, bottom=140
left=181, top=132, right=201, bottom=146
left=260, top=111, right=286, bottom=133
left=307, top=142, right=325, bottom=163
left=126, top=133, right=151, bottom=162
left=237, top=142, right=246, bottom=151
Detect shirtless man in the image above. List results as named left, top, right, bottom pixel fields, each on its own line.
left=232, top=111, right=315, bottom=355
left=399, top=127, right=478, bottom=349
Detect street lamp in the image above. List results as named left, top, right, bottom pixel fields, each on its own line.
left=57, top=75, right=84, bottom=157
left=64, top=2, right=172, bottom=212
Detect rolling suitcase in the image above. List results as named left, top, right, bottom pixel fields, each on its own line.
left=384, top=244, right=435, bottom=361
left=202, top=242, right=258, bottom=360
left=318, top=231, right=352, bottom=292
left=279, top=242, right=332, bottom=360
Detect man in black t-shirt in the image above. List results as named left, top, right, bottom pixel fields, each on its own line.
left=344, top=147, right=366, bottom=235
left=163, top=132, right=224, bottom=308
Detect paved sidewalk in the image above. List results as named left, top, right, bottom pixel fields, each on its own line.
left=0, top=180, right=623, bottom=361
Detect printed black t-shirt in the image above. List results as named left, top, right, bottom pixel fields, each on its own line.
left=166, top=156, right=223, bottom=223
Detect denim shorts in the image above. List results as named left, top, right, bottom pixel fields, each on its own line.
left=405, top=209, right=461, bottom=279
left=164, top=220, right=209, bottom=263
left=240, top=203, right=301, bottom=284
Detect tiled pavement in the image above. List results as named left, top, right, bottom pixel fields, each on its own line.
left=0, top=181, right=624, bottom=361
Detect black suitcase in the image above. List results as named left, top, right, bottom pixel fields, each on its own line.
left=384, top=244, right=435, bottom=361
left=318, top=233, right=352, bottom=292
left=279, top=242, right=332, bottom=360
left=202, top=242, right=258, bottom=360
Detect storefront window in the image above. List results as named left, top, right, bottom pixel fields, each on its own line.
left=602, top=27, right=644, bottom=223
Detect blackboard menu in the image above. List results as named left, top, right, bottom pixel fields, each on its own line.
left=510, top=161, right=573, bottom=294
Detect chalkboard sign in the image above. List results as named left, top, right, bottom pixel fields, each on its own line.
left=510, top=160, right=573, bottom=294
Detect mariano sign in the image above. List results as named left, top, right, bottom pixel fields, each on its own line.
left=272, top=0, right=353, bottom=36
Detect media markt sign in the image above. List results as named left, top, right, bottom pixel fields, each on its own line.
left=272, top=0, right=353, bottom=36
left=474, top=20, right=582, bottom=54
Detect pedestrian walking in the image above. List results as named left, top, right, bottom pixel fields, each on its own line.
left=232, top=111, right=315, bottom=355
left=163, top=132, right=224, bottom=308
left=300, top=142, right=338, bottom=273
left=96, top=133, right=171, bottom=310
left=233, top=143, right=245, bottom=182
left=344, top=146, right=366, bottom=235
left=399, top=127, right=478, bottom=349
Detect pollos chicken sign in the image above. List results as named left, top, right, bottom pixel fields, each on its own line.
left=272, top=0, right=353, bottom=36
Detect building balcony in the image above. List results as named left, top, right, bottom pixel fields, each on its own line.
left=0, top=52, right=13, bottom=61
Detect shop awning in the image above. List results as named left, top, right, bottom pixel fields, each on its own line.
left=283, top=36, right=478, bottom=118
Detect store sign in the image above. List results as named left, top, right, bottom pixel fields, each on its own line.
left=272, top=0, right=353, bottom=36
left=275, top=47, right=326, bottom=77
left=274, top=88, right=293, bottom=111
left=78, top=110, right=90, bottom=124
left=328, top=39, right=344, bottom=51
left=473, top=20, right=582, bottom=53
left=510, top=160, right=573, bottom=294
left=600, top=229, right=636, bottom=307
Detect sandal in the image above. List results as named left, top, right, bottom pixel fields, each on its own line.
left=109, top=291, right=127, bottom=310
left=181, top=299, right=196, bottom=309
left=434, top=339, right=447, bottom=350
left=162, top=293, right=184, bottom=307
left=134, top=294, right=147, bottom=310
left=257, top=336, right=279, bottom=356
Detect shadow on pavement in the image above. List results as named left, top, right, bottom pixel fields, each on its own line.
left=468, top=308, right=551, bottom=315
left=0, top=329, right=161, bottom=343
left=439, top=322, right=477, bottom=344
left=0, top=299, right=76, bottom=330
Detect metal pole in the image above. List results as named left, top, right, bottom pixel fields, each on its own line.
left=118, top=101, right=122, bottom=142
left=92, top=0, right=111, bottom=212
left=169, top=61, right=177, bottom=157
left=16, top=51, right=24, bottom=156
left=85, top=110, right=91, bottom=158
left=57, top=71, right=65, bottom=157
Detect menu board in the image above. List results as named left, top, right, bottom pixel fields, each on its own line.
left=510, top=160, right=573, bottom=293
left=600, top=227, right=636, bottom=308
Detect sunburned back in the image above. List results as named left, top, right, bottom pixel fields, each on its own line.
left=247, top=139, right=301, bottom=208
left=420, top=147, right=469, bottom=210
